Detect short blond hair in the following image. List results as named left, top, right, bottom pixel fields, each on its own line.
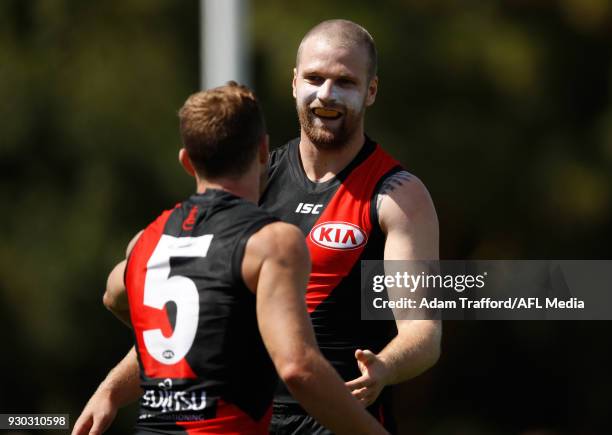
left=297, top=19, right=378, bottom=79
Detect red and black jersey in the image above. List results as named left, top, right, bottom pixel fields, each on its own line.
left=261, top=137, right=402, bottom=423
left=125, top=189, right=278, bottom=435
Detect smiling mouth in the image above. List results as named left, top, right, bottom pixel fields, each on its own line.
left=312, top=107, right=342, bottom=120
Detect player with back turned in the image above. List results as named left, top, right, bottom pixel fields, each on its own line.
left=71, top=82, right=388, bottom=435
left=74, top=19, right=442, bottom=435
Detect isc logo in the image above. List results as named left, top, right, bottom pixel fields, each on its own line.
left=295, top=202, right=323, bottom=214
left=310, top=221, right=367, bottom=250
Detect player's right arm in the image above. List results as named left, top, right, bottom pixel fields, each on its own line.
left=243, top=221, right=388, bottom=435
left=73, top=231, right=145, bottom=435
left=103, top=230, right=143, bottom=326
left=71, top=347, right=142, bottom=435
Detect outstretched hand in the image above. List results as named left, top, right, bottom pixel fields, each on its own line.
left=71, top=389, right=117, bottom=435
left=345, top=349, right=389, bottom=407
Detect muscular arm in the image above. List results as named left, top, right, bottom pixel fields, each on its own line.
left=103, top=231, right=143, bottom=326
left=72, top=347, right=142, bottom=435
left=378, top=173, right=441, bottom=381
left=347, top=172, right=442, bottom=405
left=73, top=231, right=144, bottom=434
left=103, top=260, right=130, bottom=326
left=243, top=222, right=387, bottom=435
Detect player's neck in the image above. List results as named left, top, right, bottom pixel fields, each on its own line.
left=298, top=128, right=366, bottom=183
left=195, top=170, right=260, bottom=204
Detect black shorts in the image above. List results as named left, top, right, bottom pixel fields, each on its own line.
left=269, top=404, right=331, bottom=435
left=269, top=402, right=395, bottom=435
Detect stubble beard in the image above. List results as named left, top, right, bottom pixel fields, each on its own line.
left=297, top=103, right=362, bottom=150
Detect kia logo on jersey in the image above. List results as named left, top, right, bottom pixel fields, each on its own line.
left=309, top=221, right=367, bottom=250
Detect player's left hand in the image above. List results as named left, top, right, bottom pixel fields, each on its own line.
left=345, top=349, right=389, bottom=407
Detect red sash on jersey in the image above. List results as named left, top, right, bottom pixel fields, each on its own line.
left=305, top=144, right=399, bottom=312
left=125, top=207, right=197, bottom=379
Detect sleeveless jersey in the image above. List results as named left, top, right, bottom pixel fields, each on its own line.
left=260, top=137, right=402, bottom=422
left=125, top=189, right=278, bottom=435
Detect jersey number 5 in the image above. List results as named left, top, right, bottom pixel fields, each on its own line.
left=143, top=234, right=213, bottom=365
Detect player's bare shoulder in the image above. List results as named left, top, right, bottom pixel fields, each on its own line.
left=125, top=230, right=144, bottom=257
left=376, top=170, right=439, bottom=262
left=377, top=171, right=437, bottom=229
left=241, top=221, right=311, bottom=292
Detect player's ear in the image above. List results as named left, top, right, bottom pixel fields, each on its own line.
left=292, top=68, right=297, bottom=99
left=258, top=134, right=269, bottom=164
left=178, top=148, right=196, bottom=177
left=257, top=135, right=270, bottom=195
left=365, top=75, right=378, bottom=107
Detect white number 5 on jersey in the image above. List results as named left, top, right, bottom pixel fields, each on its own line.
left=143, top=234, right=213, bottom=365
